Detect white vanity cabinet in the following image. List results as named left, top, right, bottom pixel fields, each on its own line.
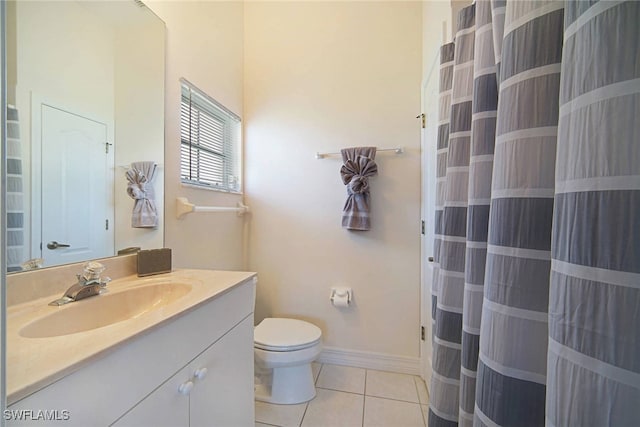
left=112, top=316, right=253, bottom=427
left=8, top=276, right=256, bottom=427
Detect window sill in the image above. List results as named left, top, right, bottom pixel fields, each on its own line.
left=180, top=181, right=243, bottom=195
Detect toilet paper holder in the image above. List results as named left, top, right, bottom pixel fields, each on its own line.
left=330, top=287, right=352, bottom=305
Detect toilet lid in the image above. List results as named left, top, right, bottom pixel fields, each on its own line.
left=254, top=318, right=322, bottom=350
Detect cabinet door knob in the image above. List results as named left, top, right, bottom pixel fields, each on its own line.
left=194, top=367, right=208, bottom=381
left=178, top=381, right=194, bottom=395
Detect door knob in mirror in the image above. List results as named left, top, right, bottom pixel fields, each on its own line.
left=46, top=241, right=71, bottom=250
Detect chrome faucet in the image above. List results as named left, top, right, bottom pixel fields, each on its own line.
left=49, top=262, right=111, bottom=306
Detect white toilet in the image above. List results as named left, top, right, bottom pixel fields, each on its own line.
left=254, top=318, right=322, bottom=404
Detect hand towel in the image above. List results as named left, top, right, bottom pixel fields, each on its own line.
left=126, top=161, right=158, bottom=228
left=340, top=147, right=378, bottom=231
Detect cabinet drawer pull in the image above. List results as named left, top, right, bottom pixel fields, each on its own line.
left=178, top=381, right=194, bottom=395
left=194, top=367, right=208, bottom=381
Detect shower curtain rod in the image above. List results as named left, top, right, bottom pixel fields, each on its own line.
left=315, top=146, right=403, bottom=159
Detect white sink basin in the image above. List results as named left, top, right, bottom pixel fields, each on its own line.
left=20, top=283, right=192, bottom=338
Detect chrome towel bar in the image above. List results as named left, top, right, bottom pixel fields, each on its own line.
left=315, top=146, right=403, bottom=159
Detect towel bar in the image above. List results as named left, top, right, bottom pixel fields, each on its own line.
left=176, top=197, right=249, bottom=219
left=315, top=147, right=403, bottom=159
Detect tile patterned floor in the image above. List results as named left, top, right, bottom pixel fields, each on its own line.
left=255, top=363, right=430, bottom=427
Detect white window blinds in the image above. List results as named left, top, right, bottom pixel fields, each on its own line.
left=180, top=80, right=241, bottom=193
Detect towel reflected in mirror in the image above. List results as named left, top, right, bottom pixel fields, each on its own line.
left=126, top=161, right=158, bottom=228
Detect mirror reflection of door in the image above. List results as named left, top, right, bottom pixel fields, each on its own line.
left=38, top=104, right=114, bottom=267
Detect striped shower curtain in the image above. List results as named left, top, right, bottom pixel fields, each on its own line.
left=547, top=1, right=640, bottom=425
left=459, top=1, right=498, bottom=425
left=429, top=1, right=639, bottom=426
left=6, top=106, right=24, bottom=272
left=430, top=4, right=474, bottom=424
left=431, top=39, right=455, bottom=424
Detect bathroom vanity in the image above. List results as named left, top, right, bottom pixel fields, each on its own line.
left=6, top=269, right=256, bottom=426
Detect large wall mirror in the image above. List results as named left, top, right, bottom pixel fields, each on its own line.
left=5, top=0, right=165, bottom=273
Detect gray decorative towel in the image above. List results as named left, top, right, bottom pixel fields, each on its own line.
left=126, top=161, right=158, bottom=228
left=340, top=147, right=377, bottom=231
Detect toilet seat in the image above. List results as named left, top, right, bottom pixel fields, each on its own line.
left=255, top=339, right=321, bottom=352
left=254, top=318, right=321, bottom=352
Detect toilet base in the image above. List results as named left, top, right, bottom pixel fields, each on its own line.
left=254, top=363, right=316, bottom=405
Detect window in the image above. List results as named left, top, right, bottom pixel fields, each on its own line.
left=180, top=79, right=241, bottom=193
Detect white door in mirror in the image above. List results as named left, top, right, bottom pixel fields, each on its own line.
left=39, top=104, right=114, bottom=267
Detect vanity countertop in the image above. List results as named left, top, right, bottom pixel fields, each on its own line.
left=6, top=268, right=256, bottom=405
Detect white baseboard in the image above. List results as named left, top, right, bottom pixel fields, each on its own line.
left=317, top=346, right=421, bottom=376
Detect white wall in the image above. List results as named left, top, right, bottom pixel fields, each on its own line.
left=113, top=17, right=165, bottom=253
left=13, top=0, right=116, bottom=262
left=146, top=1, right=246, bottom=271
left=244, top=2, right=423, bottom=358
